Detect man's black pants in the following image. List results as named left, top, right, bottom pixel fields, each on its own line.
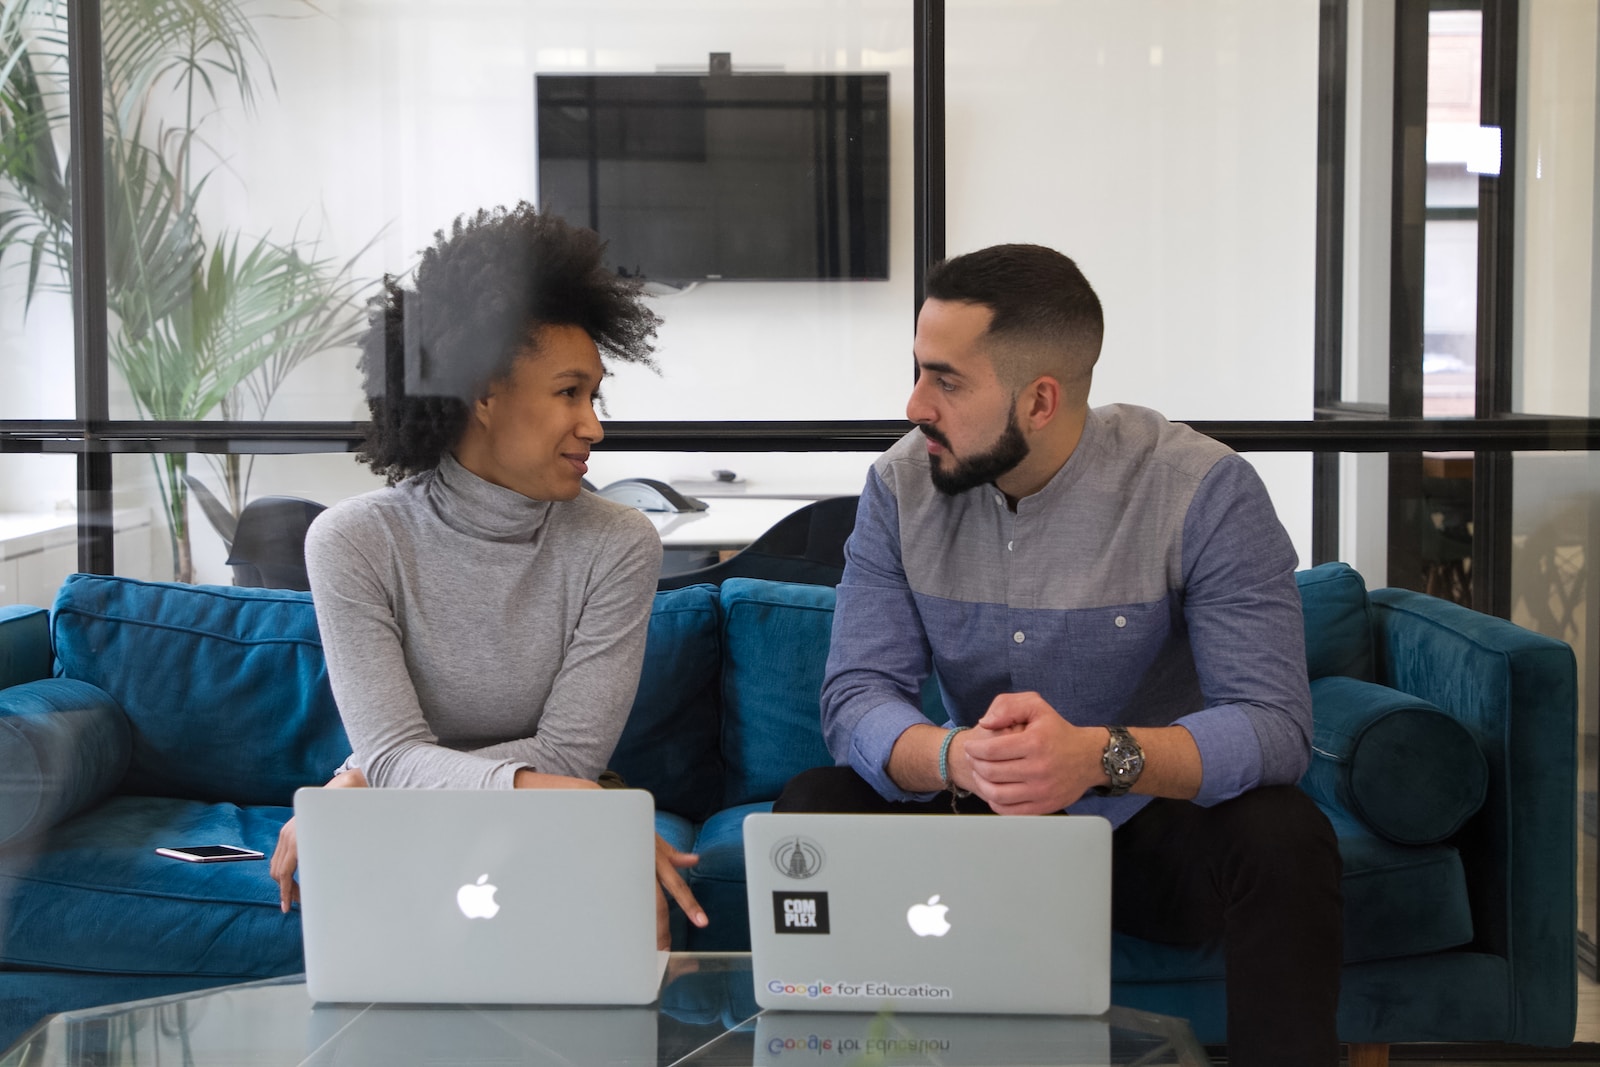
left=774, top=768, right=1343, bottom=1067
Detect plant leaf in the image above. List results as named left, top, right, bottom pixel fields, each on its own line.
left=181, top=471, right=238, bottom=547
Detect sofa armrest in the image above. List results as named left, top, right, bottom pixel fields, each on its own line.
left=0, top=605, right=50, bottom=691
left=0, top=678, right=131, bottom=849
left=1370, top=587, right=1577, bottom=1045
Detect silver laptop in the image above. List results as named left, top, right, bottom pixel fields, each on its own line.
left=744, top=813, right=1111, bottom=1015
left=295, top=788, right=666, bottom=1005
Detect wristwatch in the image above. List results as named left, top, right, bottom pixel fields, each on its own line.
left=1093, top=725, right=1144, bottom=797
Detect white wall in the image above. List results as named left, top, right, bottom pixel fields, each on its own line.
left=1339, top=0, right=1397, bottom=588
left=1516, top=0, right=1599, bottom=417
left=0, top=282, right=77, bottom=515
left=203, top=0, right=920, bottom=427
left=942, top=0, right=1322, bottom=563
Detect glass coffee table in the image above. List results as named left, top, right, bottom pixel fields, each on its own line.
left=0, top=954, right=1210, bottom=1066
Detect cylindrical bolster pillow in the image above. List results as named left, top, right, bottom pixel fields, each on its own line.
left=1301, top=675, right=1488, bottom=845
left=0, top=679, right=131, bottom=848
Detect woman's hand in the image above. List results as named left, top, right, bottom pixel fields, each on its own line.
left=655, top=834, right=707, bottom=950
left=271, top=768, right=368, bottom=913
left=509, top=772, right=694, bottom=946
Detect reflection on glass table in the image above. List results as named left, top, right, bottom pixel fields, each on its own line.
left=0, top=954, right=1209, bottom=1066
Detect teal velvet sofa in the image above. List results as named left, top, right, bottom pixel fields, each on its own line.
left=0, top=564, right=1578, bottom=1057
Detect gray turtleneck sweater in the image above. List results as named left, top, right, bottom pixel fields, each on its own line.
left=303, top=453, right=663, bottom=790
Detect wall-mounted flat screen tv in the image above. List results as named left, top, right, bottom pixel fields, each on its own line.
left=536, top=73, right=889, bottom=284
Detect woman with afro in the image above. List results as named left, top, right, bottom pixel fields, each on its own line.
left=269, top=203, right=707, bottom=947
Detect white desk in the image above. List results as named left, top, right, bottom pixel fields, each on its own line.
left=0, top=508, right=152, bottom=607
left=645, top=497, right=812, bottom=550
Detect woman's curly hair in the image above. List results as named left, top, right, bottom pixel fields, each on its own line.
left=357, top=203, right=660, bottom=481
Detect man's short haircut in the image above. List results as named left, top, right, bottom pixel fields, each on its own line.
left=924, top=244, right=1103, bottom=394
left=357, top=203, right=659, bottom=481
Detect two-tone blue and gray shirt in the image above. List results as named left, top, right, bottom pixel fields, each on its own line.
left=820, top=403, right=1312, bottom=828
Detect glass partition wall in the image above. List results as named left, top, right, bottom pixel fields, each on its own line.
left=2, top=0, right=1598, bottom=968
left=1514, top=0, right=1600, bottom=973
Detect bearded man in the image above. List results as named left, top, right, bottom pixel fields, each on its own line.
left=774, top=243, right=1342, bottom=1067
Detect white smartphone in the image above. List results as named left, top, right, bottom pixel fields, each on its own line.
left=155, top=844, right=266, bottom=863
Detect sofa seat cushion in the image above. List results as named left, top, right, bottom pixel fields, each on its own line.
left=1112, top=807, right=1473, bottom=982
left=654, top=811, right=698, bottom=950
left=1112, top=932, right=1227, bottom=983
left=718, top=580, right=836, bottom=808
left=691, top=801, right=771, bottom=885
left=1331, top=810, right=1474, bottom=963
left=686, top=801, right=773, bottom=952
left=1302, top=676, right=1488, bottom=845
left=656, top=811, right=696, bottom=855
left=51, top=576, right=348, bottom=805
left=1296, top=563, right=1376, bottom=682
left=611, top=584, right=724, bottom=823
left=0, top=680, right=130, bottom=849
left=0, top=795, right=301, bottom=978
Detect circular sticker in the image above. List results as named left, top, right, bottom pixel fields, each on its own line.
left=770, top=835, right=825, bottom=880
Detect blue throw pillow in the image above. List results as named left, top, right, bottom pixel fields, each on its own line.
left=609, top=584, right=724, bottom=822
left=1300, top=675, right=1488, bottom=845
left=0, top=679, right=130, bottom=848
left=51, top=575, right=350, bottom=806
left=719, top=579, right=836, bottom=808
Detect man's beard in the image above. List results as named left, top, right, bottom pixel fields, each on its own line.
left=922, top=410, right=1030, bottom=496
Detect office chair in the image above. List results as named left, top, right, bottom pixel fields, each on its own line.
left=598, top=477, right=708, bottom=512
left=656, top=495, right=859, bottom=591
left=225, top=496, right=327, bottom=590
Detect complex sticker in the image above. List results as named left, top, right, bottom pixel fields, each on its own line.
left=773, top=891, right=830, bottom=934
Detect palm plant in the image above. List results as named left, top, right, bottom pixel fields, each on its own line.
left=0, top=0, right=371, bottom=582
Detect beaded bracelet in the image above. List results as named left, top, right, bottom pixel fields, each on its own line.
left=938, top=726, right=972, bottom=811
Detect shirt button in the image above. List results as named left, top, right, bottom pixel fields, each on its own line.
left=1115, top=616, right=1127, bottom=628
left=1007, top=540, right=1014, bottom=551
left=1013, top=631, right=1026, bottom=644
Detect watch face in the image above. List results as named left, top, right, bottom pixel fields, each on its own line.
left=1105, top=732, right=1144, bottom=780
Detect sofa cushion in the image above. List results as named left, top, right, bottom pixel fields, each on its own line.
left=51, top=575, right=349, bottom=806
left=610, top=584, right=723, bottom=823
left=656, top=811, right=696, bottom=855
left=718, top=580, right=836, bottom=808
left=1331, top=810, right=1476, bottom=962
left=0, top=605, right=50, bottom=690
left=1113, top=805, right=1474, bottom=981
left=687, top=800, right=773, bottom=952
left=1302, top=676, right=1488, bottom=845
left=0, top=795, right=301, bottom=977
left=654, top=810, right=698, bottom=950
left=1296, top=563, right=1375, bottom=682
left=0, top=679, right=130, bottom=848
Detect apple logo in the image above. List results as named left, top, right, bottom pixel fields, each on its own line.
left=456, top=874, right=500, bottom=919
left=905, top=895, right=951, bottom=937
